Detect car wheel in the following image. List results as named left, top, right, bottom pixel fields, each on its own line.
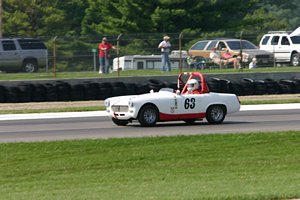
left=23, top=60, right=38, bottom=73
left=184, top=119, right=196, bottom=124
left=112, top=118, right=129, bottom=126
left=291, top=53, right=299, bottom=67
left=206, top=105, right=226, bottom=124
left=138, top=105, right=158, bottom=127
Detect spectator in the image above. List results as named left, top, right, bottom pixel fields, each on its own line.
left=249, top=58, right=257, bottom=69
left=222, top=49, right=241, bottom=69
left=98, top=37, right=116, bottom=74
left=158, top=36, right=171, bottom=72
left=209, top=47, right=226, bottom=68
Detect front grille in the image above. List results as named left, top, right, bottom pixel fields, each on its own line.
left=256, top=55, right=270, bottom=59
left=111, top=105, right=129, bottom=112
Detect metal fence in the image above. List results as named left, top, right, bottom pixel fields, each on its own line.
left=43, top=31, right=266, bottom=73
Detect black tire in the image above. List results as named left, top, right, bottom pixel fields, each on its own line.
left=23, top=60, right=38, bottom=73
left=206, top=105, right=226, bottom=124
left=138, top=105, right=159, bottom=127
left=112, top=118, right=129, bottom=126
left=0, top=85, right=6, bottom=103
left=291, top=53, right=299, bottom=67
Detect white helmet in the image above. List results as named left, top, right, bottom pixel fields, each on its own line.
left=187, top=79, right=199, bottom=92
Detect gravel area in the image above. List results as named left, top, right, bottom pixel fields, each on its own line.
left=0, top=94, right=299, bottom=111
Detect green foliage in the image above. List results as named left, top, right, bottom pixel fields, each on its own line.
left=2, top=0, right=300, bottom=71
left=3, top=0, right=299, bottom=37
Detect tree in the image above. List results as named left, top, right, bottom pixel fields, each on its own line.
left=3, top=0, right=66, bottom=37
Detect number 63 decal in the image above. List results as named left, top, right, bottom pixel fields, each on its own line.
left=184, top=98, right=195, bottom=109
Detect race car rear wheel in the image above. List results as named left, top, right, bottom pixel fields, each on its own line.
left=138, top=105, right=158, bottom=127
left=112, top=118, right=129, bottom=126
left=206, top=105, right=226, bottom=124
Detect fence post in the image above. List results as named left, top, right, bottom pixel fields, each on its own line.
left=117, top=33, right=122, bottom=77
left=239, top=31, right=244, bottom=70
left=92, top=48, right=97, bottom=72
left=179, top=32, right=183, bottom=73
left=53, top=36, right=58, bottom=79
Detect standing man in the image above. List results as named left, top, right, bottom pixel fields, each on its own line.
left=98, top=37, right=116, bottom=74
left=158, top=36, right=171, bottom=72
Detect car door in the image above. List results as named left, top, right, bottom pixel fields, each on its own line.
left=269, top=35, right=285, bottom=62
left=175, top=93, right=206, bottom=119
left=0, top=40, right=21, bottom=71
left=277, top=36, right=292, bottom=61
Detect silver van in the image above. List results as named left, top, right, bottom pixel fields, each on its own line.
left=0, top=38, right=48, bottom=73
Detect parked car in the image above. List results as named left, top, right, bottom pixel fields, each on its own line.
left=0, top=38, right=48, bottom=73
left=259, top=27, right=300, bottom=66
left=104, top=72, right=240, bottom=127
left=188, top=38, right=274, bottom=67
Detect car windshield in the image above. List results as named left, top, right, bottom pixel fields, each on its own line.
left=290, top=36, right=300, bottom=44
left=226, top=40, right=257, bottom=50
left=190, top=41, right=208, bottom=50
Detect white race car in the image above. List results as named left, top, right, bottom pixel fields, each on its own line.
left=104, top=72, right=240, bottom=126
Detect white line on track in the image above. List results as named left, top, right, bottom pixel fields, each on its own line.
left=0, top=103, right=299, bottom=121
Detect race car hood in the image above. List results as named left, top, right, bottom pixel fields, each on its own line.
left=105, top=90, right=176, bottom=106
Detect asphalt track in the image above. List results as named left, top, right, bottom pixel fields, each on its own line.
left=0, top=104, right=300, bottom=143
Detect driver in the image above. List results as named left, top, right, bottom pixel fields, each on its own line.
left=185, top=79, right=200, bottom=94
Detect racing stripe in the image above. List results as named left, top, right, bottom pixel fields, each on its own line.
left=159, top=112, right=206, bottom=121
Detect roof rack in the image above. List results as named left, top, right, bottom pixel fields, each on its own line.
left=267, top=31, right=291, bottom=34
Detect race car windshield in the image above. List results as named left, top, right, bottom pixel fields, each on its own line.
left=290, top=36, right=300, bottom=44
left=226, top=41, right=257, bottom=50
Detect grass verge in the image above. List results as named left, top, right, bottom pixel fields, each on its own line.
left=1, top=131, right=300, bottom=199
left=0, top=67, right=299, bottom=80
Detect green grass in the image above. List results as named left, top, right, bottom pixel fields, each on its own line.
left=1, top=131, right=300, bottom=199
left=0, top=66, right=299, bottom=80
left=0, top=106, right=105, bottom=115
left=241, top=98, right=300, bottom=105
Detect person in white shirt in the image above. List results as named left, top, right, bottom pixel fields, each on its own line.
left=249, top=58, right=257, bottom=69
left=158, top=36, right=171, bottom=72
left=209, top=47, right=226, bottom=68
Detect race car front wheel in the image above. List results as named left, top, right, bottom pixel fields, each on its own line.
left=206, top=105, right=226, bottom=124
left=138, top=105, right=158, bottom=127
left=112, top=118, right=129, bottom=126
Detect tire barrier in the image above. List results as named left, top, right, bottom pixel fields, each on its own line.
left=0, top=77, right=299, bottom=103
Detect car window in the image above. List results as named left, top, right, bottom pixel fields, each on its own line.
left=190, top=41, right=208, bottom=50
left=206, top=41, right=217, bottom=51
left=290, top=36, right=300, bottom=44
left=217, top=42, right=226, bottom=50
left=1, top=40, right=16, bottom=51
left=17, top=39, right=47, bottom=50
left=271, top=36, right=280, bottom=45
left=281, top=36, right=290, bottom=45
left=226, top=40, right=257, bottom=50
left=261, top=36, right=270, bottom=45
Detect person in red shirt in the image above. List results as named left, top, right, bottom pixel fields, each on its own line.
left=98, top=37, right=116, bottom=74
left=222, top=49, right=241, bottom=69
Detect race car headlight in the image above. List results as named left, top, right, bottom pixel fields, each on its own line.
left=104, top=100, right=110, bottom=107
left=128, top=100, right=134, bottom=108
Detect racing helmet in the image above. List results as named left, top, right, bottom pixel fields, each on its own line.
left=187, top=79, right=199, bottom=92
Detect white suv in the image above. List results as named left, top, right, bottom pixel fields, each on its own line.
left=259, top=27, right=300, bottom=66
